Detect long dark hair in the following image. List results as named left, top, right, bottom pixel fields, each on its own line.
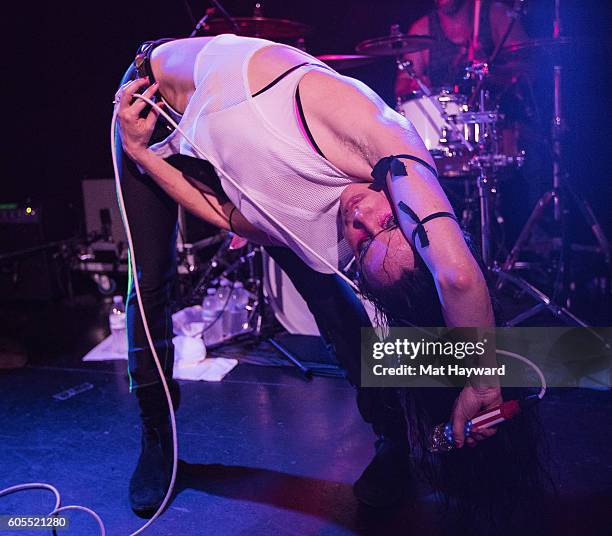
left=356, top=229, right=445, bottom=328
left=356, top=231, right=554, bottom=533
left=356, top=230, right=493, bottom=328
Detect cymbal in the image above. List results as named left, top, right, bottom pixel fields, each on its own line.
left=497, top=37, right=573, bottom=61
left=204, top=16, right=311, bottom=40
left=355, top=34, right=436, bottom=56
left=316, top=54, right=378, bottom=71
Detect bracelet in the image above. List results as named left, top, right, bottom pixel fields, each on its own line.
left=228, top=206, right=238, bottom=234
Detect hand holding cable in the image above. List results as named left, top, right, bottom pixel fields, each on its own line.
left=115, top=77, right=163, bottom=161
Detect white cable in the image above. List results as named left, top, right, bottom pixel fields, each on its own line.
left=0, top=483, right=61, bottom=511
left=49, top=506, right=106, bottom=534
left=497, top=349, right=547, bottom=399
left=0, top=483, right=105, bottom=535
left=0, top=92, right=549, bottom=536
left=0, top=107, right=180, bottom=536
left=109, top=107, right=178, bottom=536
left=1, top=90, right=359, bottom=535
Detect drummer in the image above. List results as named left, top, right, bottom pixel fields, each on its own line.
left=395, top=0, right=528, bottom=98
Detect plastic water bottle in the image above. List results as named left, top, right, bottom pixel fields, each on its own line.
left=109, top=295, right=127, bottom=355
left=202, top=288, right=223, bottom=345
left=215, top=279, right=232, bottom=307
left=215, top=279, right=233, bottom=337
left=227, top=282, right=250, bottom=336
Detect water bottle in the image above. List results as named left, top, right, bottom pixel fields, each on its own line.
left=202, top=288, right=223, bottom=345
left=215, top=279, right=233, bottom=337
left=227, top=282, right=250, bottom=336
left=109, top=295, right=127, bottom=355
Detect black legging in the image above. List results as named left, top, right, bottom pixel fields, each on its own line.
left=116, top=63, right=406, bottom=438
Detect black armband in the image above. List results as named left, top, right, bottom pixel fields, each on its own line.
left=370, top=154, right=439, bottom=192
left=228, top=206, right=238, bottom=234
left=397, top=201, right=458, bottom=248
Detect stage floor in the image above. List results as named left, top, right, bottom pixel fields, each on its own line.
left=1, top=297, right=611, bottom=535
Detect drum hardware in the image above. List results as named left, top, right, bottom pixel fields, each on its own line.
left=199, top=3, right=311, bottom=41
left=396, top=58, right=474, bottom=153
left=460, top=111, right=498, bottom=124
left=471, top=152, right=525, bottom=169
left=465, top=0, right=526, bottom=108
left=355, top=25, right=520, bottom=265
left=355, top=24, right=436, bottom=57
left=492, top=0, right=611, bottom=329
left=189, top=7, right=216, bottom=38
left=176, top=235, right=316, bottom=379
left=356, top=12, right=604, bottom=328
left=315, top=54, right=378, bottom=71
left=492, top=266, right=610, bottom=348
left=355, top=25, right=469, bottom=145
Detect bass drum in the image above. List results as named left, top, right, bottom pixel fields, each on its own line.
left=262, top=250, right=378, bottom=336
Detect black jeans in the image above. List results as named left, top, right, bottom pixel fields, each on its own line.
left=116, top=63, right=406, bottom=438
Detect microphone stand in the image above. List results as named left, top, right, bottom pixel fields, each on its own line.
left=189, top=7, right=215, bottom=37
left=210, top=0, right=241, bottom=34
left=189, top=0, right=241, bottom=37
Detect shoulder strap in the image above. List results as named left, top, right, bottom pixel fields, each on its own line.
left=252, top=62, right=334, bottom=98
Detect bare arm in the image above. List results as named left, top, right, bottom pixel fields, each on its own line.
left=304, top=72, right=494, bottom=328
left=130, top=150, right=274, bottom=245
left=303, top=73, right=500, bottom=447
left=115, top=78, right=275, bottom=246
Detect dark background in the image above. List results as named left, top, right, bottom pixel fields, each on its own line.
left=6, top=0, right=611, bottom=240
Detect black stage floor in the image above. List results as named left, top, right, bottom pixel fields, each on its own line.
left=1, top=297, right=611, bottom=535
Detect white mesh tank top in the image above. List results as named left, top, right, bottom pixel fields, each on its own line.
left=148, top=34, right=360, bottom=274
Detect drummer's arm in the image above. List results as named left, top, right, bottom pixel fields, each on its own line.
left=490, top=1, right=529, bottom=47
left=395, top=16, right=431, bottom=99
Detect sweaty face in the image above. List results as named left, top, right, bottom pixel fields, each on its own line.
left=340, top=183, right=415, bottom=289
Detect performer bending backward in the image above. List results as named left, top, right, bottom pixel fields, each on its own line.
left=115, top=34, right=500, bottom=517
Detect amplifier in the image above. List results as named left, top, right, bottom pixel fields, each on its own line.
left=82, top=179, right=127, bottom=243
left=0, top=199, right=75, bottom=301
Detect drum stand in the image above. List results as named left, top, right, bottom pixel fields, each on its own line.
left=182, top=237, right=314, bottom=379
left=397, top=46, right=608, bottom=335
left=397, top=61, right=498, bottom=267
left=494, top=0, right=611, bottom=327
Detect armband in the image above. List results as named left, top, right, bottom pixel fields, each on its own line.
left=397, top=201, right=458, bottom=248
left=228, top=206, right=238, bottom=234
left=370, top=154, right=439, bottom=192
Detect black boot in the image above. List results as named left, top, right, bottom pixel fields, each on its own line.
left=129, top=380, right=180, bottom=518
left=353, top=435, right=412, bottom=508
left=353, top=388, right=412, bottom=508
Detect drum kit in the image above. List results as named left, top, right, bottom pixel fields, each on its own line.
left=178, top=1, right=609, bottom=349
